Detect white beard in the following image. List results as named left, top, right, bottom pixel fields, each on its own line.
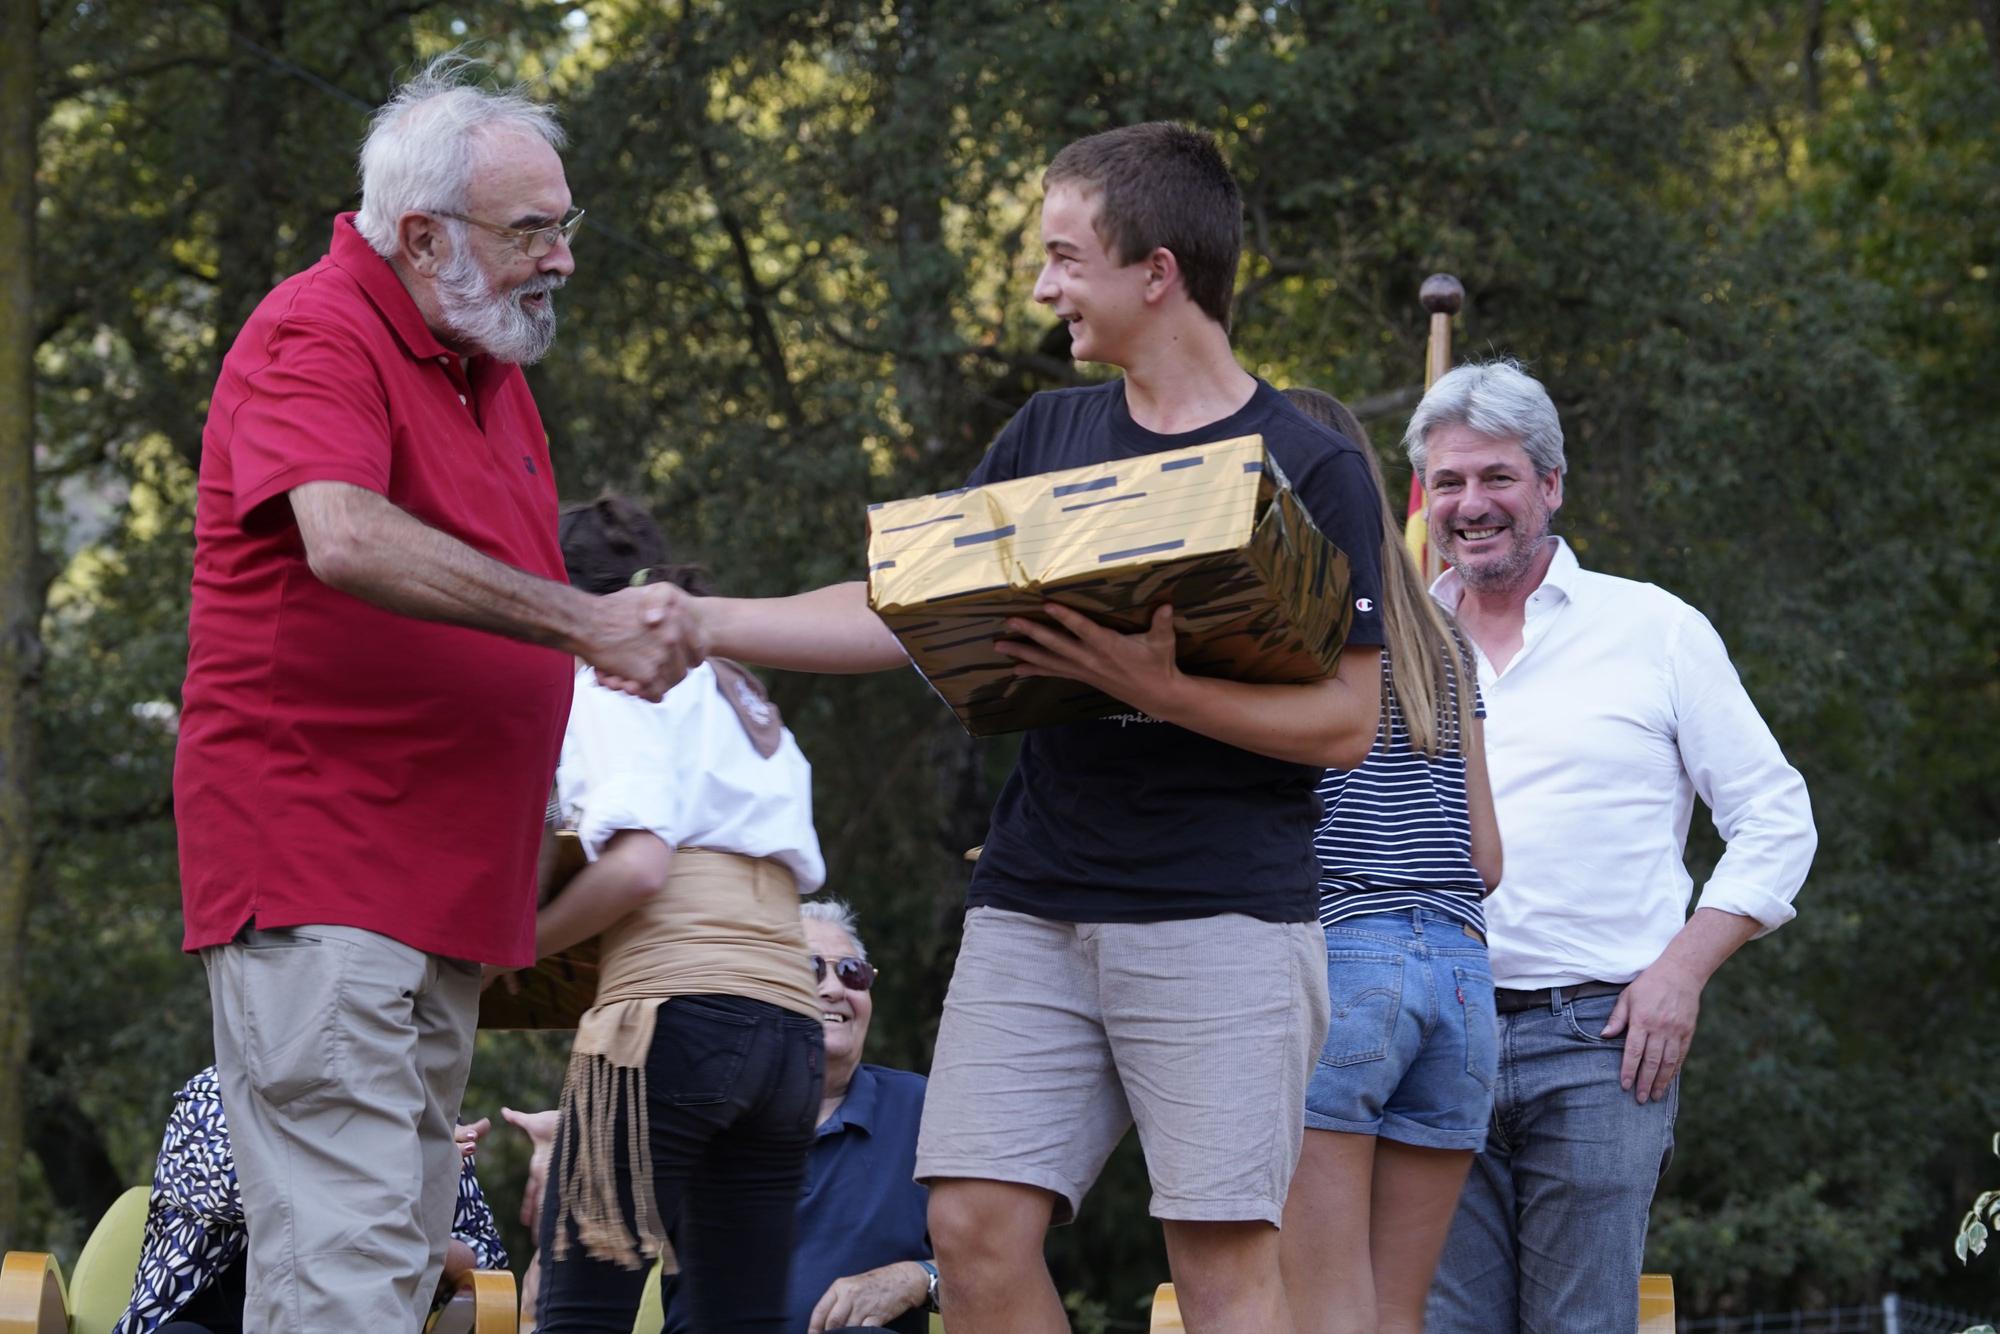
left=435, top=236, right=562, bottom=365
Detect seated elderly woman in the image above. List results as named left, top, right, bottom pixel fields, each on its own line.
left=113, top=1065, right=505, bottom=1334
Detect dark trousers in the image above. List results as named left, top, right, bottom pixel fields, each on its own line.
left=537, top=994, right=823, bottom=1334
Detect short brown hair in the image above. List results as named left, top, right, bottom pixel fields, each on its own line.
left=1044, top=122, right=1241, bottom=329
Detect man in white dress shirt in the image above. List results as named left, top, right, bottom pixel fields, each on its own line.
left=1409, top=361, right=1817, bottom=1333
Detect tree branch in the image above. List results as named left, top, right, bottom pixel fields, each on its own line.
left=42, top=53, right=221, bottom=104
left=695, top=145, right=805, bottom=431
left=1350, top=384, right=1424, bottom=420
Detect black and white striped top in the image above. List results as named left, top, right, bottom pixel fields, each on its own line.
left=1314, top=646, right=1487, bottom=936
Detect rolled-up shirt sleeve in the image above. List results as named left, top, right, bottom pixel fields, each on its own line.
left=560, top=673, right=696, bottom=860
left=555, top=664, right=825, bottom=894
left=1672, top=608, right=1816, bottom=934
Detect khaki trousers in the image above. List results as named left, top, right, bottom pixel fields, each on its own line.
left=204, top=923, right=480, bottom=1333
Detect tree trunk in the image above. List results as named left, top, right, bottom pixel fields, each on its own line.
left=198, top=0, right=290, bottom=471
left=24, top=1041, right=122, bottom=1228
left=0, top=0, right=43, bottom=1253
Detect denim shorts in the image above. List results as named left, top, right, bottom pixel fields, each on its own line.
left=1305, top=908, right=1497, bottom=1151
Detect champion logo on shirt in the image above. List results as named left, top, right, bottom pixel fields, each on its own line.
left=1103, top=710, right=1162, bottom=727
left=1356, top=597, right=1375, bottom=612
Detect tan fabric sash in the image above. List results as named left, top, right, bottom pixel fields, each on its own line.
left=554, top=849, right=818, bottom=1270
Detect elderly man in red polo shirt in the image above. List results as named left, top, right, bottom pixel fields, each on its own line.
left=173, top=55, right=692, bottom=1332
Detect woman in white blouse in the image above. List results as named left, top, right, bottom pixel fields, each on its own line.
left=530, top=495, right=828, bottom=1334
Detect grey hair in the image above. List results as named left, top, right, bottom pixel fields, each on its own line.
left=800, top=898, right=868, bottom=962
left=353, top=51, right=565, bottom=260
left=1404, top=359, right=1567, bottom=480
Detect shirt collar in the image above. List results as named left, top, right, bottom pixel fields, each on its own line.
left=818, top=1063, right=880, bottom=1138
left=326, top=212, right=456, bottom=364
left=1429, top=535, right=1578, bottom=612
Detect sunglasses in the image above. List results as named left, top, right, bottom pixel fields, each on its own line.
left=812, top=954, right=877, bottom=992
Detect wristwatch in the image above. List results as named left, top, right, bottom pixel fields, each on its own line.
left=918, top=1259, right=940, bottom=1312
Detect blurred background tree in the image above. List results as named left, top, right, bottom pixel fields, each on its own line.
left=9, top=0, right=1996, bottom=1321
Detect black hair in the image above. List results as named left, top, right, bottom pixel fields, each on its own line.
left=557, top=494, right=713, bottom=597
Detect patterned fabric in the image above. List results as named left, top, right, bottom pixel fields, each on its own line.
left=112, top=1067, right=508, bottom=1334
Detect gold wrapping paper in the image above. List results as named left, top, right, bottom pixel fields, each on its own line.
left=866, top=435, right=1355, bottom=736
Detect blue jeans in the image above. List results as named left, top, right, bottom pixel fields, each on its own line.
left=1306, top=909, right=1496, bottom=1150
left=537, top=994, right=824, bottom=1334
left=1426, top=989, right=1678, bottom=1334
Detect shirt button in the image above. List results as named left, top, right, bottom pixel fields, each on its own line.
left=459, top=394, right=468, bottom=405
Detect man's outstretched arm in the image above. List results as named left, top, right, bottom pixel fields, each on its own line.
left=289, top=481, right=691, bottom=699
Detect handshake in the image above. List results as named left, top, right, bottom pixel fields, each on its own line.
left=573, top=580, right=707, bottom=702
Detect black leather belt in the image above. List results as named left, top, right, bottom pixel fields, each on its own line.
left=1492, top=981, right=1625, bottom=1014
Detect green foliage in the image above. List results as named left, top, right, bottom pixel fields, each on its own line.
left=18, top=0, right=1999, bottom=1317
left=1959, top=1133, right=2000, bottom=1334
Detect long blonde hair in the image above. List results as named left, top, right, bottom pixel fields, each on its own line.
left=1283, top=387, right=1477, bottom=758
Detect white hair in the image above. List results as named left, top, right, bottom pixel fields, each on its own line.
left=354, top=51, right=565, bottom=260
left=1404, top=359, right=1568, bottom=480
left=800, top=898, right=868, bottom=962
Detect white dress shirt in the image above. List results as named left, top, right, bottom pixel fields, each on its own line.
left=1433, top=538, right=1815, bottom=988
left=556, top=663, right=826, bottom=895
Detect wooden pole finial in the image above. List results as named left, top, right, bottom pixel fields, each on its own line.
left=1420, top=272, right=1464, bottom=317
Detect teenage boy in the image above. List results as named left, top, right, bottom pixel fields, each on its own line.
left=686, top=123, right=1387, bottom=1333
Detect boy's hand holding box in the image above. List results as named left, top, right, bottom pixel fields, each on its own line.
left=866, top=435, right=1358, bottom=736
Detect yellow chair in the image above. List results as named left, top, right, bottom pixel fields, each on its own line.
left=1638, top=1272, right=1675, bottom=1331
left=0, top=1185, right=148, bottom=1334
left=630, top=1258, right=665, bottom=1334
left=430, top=1269, right=518, bottom=1334
left=66, top=1187, right=149, bottom=1334
left=0, top=1251, right=68, bottom=1334
left=1147, top=1274, right=1674, bottom=1330
left=0, top=1185, right=517, bottom=1334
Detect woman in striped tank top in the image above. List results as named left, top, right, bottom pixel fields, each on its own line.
left=1278, top=389, right=1502, bottom=1334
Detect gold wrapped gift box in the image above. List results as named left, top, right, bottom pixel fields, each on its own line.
left=866, top=434, right=1356, bottom=736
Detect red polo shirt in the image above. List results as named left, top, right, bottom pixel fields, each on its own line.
left=175, top=213, right=572, bottom=967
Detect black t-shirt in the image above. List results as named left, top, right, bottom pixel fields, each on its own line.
left=961, top=377, right=1386, bottom=924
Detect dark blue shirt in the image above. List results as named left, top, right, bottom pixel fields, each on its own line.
left=661, top=1064, right=930, bottom=1334
left=964, top=377, right=1388, bottom=925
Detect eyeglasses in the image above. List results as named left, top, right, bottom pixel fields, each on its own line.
left=437, top=207, right=585, bottom=259
left=812, top=955, right=877, bottom=992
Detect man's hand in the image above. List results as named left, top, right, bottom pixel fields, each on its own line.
left=807, top=1261, right=930, bottom=1333
left=1599, top=907, right=1763, bottom=1104
left=996, top=603, right=1181, bottom=716
left=1599, top=958, right=1704, bottom=1104
left=480, top=963, right=527, bottom=995
left=503, top=1106, right=562, bottom=1228
left=585, top=582, right=700, bottom=701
